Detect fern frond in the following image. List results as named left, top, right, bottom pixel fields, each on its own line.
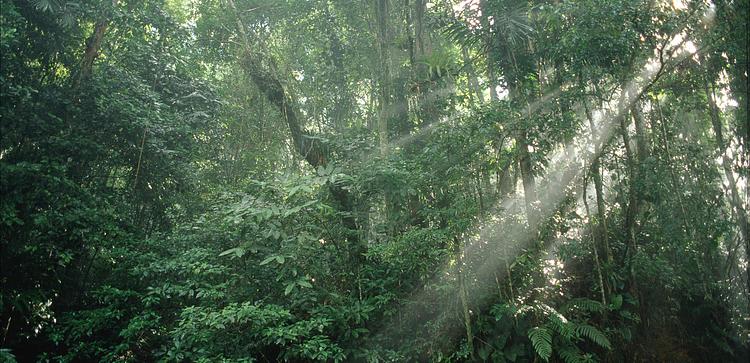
left=564, top=298, right=605, bottom=313
left=548, top=312, right=574, bottom=340
left=31, top=0, right=59, bottom=11
left=575, top=324, right=611, bottom=350
left=558, top=346, right=583, bottom=363
left=528, top=327, right=552, bottom=361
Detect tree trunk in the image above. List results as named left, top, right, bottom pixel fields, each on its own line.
left=584, top=101, right=612, bottom=265
left=323, top=3, right=349, bottom=130
left=457, top=240, right=475, bottom=359
left=498, top=162, right=515, bottom=196
left=631, top=101, right=651, bottom=163
left=504, top=41, right=537, bottom=226
left=76, top=21, right=107, bottom=88
left=414, top=0, right=427, bottom=62
left=227, top=0, right=362, bottom=259
left=73, top=0, right=119, bottom=91
left=654, top=99, right=694, bottom=244
left=619, top=94, right=642, bottom=306
left=584, top=175, right=607, bottom=306
left=704, top=78, right=749, bottom=293
left=621, top=110, right=638, bottom=255
left=479, top=0, right=498, bottom=101
left=517, top=131, right=537, bottom=225
left=462, top=46, right=484, bottom=104
left=376, top=0, right=391, bottom=156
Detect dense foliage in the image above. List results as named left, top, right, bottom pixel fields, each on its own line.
left=1, top=0, right=748, bottom=362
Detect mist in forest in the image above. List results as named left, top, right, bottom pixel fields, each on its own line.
left=1, top=0, right=747, bottom=362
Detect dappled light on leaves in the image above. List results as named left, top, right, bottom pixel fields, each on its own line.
left=0, top=1, right=747, bottom=362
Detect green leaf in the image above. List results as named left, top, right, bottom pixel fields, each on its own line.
left=478, top=346, right=491, bottom=361
left=284, top=283, right=295, bottom=295
left=558, top=346, right=583, bottom=363
left=30, top=0, right=54, bottom=11
left=575, top=324, right=611, bottom=350
left=528, top=327, right=552, bottom=361
left=609, top=294, right=623, bottom=310
left=288, top=185, right=301, bottom=197
left=260, top=256, right=276, bottom=265
left=548, top=313, right=574, bottom=340
left=283, top=206, right=301, bottom=217
left=219, top=247, right=245, bottom=258
left=564, top=298, right=605, bottom=313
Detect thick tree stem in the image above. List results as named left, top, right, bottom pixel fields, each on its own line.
left=227, top=0, right=362, bottom=259
left=479, top=0, right=498, bottom=101
left=376, top=0, right=391, bottom=157
left=323, top=3, right=349, bottom=130
left=457, top=249, right=475, bottom=359
left=73, top=0, right=119, bottom=91
left=518, top=131, right=537, bottom=225
left=462, top=47, right=484, bottom=103
left=584, top=176, right=607, bottom=306
left=704, top=78, right=749, bottom=293
left=584, top=101, right=612, bottom=265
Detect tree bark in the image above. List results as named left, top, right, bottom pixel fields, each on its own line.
left=631, top=101, right=651, bottom=163
left=73, top=0, right=119, bottom=91
left=462, top=46, right=484, bottom=103
left=704, top=78, right=749, bottom=293
left=621, top=109, right=638, bottom=258
left=479, top=0, right=498, bottom=101
left=376, top=0, right=391, bottom=156
left=619, top=93, right=642, bottom=305
left=584, top=101, right=612, bottom=265
left=584, top=175, right=607, bottom=306
left=323, top=3, right=350, bottom=130
left=414, top=0, right=427, bottom=61
left=497, top=160, right=515, bottom=196
left=517, top=131, right=537, bottom=225
left=503, top=43, right=537, bottom=225
left=227, top=0, right=361, bottom=258
left=456, top=239, right=475, bottom=359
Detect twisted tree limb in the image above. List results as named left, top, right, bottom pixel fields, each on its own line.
left=226, top=0, right=362, bottom=259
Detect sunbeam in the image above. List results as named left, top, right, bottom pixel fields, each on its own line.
left=4, top=0, right=745, bottom=361
left=369, top=16, right=709, bottom=348
left=352, top=84, right=563, bottom=164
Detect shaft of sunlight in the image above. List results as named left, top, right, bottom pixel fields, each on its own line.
left=371, top=18, right=708, bottom=347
